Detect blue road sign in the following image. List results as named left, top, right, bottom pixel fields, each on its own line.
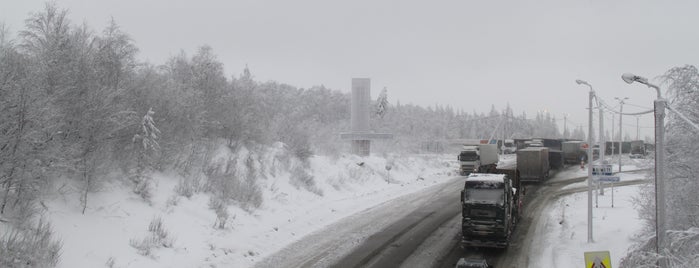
left=595, top=176, right=620, bottom=183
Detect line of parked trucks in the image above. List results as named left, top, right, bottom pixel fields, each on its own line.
left=457, top=138, right=649, bottom=250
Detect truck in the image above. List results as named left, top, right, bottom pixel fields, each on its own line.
left=458, top=144, right=499, bottom=176
left=630, top=140, right=646, bottom=158
left=501, top=139, right=516, bottom=154
left=562, top=141, right=585, bottom=164
left=460, top=171, right=520, bottom=249
left=516, top=147, right=550, bottom=182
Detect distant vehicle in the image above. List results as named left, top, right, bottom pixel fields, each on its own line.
left=517, top=147, right=550, bottom=183
left=629, top=154, right=644, bottom=159
left=458, top=144, right=499, bottom=176
left=630, top=140, right=646, bottom=158
left=455, top=257, right=492, bottom=268
left=533, top=138, right=565, bottom=170
left=524, top=140, right=544, bottom=148
left=502, top=139, right=516, bottom=154
left=460, top=172, right=519, bottom=249
left=562, top=141, right=585, bottom=164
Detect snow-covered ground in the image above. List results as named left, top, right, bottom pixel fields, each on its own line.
left=41, top=149, right=460, bottom=268
left=24, top=150, right=651, bottom=268
left=529, top=164, right=650, bottom=267
left=529, top=183, right=647, bottom=267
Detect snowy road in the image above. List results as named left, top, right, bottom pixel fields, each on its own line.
left=255, top=165, right=649, bottom=268
left=253, top=175, right=466, bottom=268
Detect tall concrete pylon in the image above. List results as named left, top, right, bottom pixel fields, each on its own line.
left=340, top=78, right=393, bottom=156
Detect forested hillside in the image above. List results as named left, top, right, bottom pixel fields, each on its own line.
left=1, top=4, right=565, bottom=266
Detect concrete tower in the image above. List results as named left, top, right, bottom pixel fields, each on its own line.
left=340, top=78, right=393, bottom=156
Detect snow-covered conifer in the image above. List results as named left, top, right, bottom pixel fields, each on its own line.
left=376, top=87, right=389, bottom=119
left=131, top=108, right=161, bottom=202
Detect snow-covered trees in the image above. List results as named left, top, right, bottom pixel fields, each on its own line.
left=376, top=87, right=388, bottom=119
left=95, top=18, right=138, bottom=91
left=1, top=3, right=570, bottom=205
left=622, top=65, right=699, bottom=267
left=661, top=65, right=699, bottom=231
left=131, top=108, right=161, bottom=202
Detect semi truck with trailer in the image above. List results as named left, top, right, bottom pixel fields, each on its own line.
left=458, top=144, right=499, bottom=176
left=460, top=170, right=520, bottom=249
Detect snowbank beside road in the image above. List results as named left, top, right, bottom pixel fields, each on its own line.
left=43, top=150, right=456, bottom=268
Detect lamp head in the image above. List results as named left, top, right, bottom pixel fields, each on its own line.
left=614, top=97, right=629, bottom=103
left=575, top=79, right=588, bottom=85
left=622, top=73, right=638, bottom=84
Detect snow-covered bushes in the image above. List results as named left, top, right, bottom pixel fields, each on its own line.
left=204, top=148, right=264, bottom=212
left=290, top=165, right=323, bottom=196
left=0, top=219, right=62, bottom=268
left=174, top=177, right=199, bottom=198
left=621, top=228, right=699, bottom=267
left=129, top=217, right=174, bottom=257
left=208, top=196, right=230, bottom=229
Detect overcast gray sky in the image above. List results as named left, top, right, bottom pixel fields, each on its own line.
left=3, top=0, right=699, bottom=140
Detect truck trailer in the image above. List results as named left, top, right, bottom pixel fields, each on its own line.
left=562, top=141, right=585, bottom=164
left=516, top=147, right=550, bottom=183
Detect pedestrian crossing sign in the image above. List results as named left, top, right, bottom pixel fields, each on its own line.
left=584, top=251, right=611, bottom=268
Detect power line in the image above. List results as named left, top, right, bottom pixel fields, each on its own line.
left=625, top=102, right=653, bottom=110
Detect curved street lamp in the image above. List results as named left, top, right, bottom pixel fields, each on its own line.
left=576, top=79, right=595, bottom=243
left=622, top=73, right=661, bottom=98
left=621, top=73, right=666, bottom=266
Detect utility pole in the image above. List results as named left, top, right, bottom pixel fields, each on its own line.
left=599, top=106, right=605, bottom=163
left=611, top=115, right=615, bottom=156
left=636, top=116, right=640, bottom=140
left=619, top=103, right=623, bottom=172
left=563, top=113, right=568, bottom=139
left=615, top=97, right=628, bottom=172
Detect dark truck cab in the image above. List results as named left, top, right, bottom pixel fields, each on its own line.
left=460, top=173, right=518, bottom=249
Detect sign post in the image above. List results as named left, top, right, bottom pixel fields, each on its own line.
left=592, top=176, right=620, bottom=208
left=592, top=164, right=619, bottom=208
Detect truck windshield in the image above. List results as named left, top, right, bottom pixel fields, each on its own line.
left=464, top=181, right=504, bottom=205
left=459, top=152, right=478, bottom=161
left=464, top=189, right=504, bottom=205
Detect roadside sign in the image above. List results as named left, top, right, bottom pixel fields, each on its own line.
left=584, top=251, right=612, bottom=268
left=594, top=176, right=620, bottom=183
left=592, top=164, right=613, bottom=176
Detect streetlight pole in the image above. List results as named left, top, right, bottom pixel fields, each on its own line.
left=563, top=113, right=568, bottom=139
left=599, top=106, right=605, bottom=164
left=576, top=79, right=595, bottom=243
left=636, top=116, right=640, bottom=140
left=615, top=97, right=629, bottom=172
left=621, top=73, right=666, bottom=267
left=611, top=115, right=615, bottom=156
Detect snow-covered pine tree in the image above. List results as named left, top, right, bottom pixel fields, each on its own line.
left=131, top=108, right=161, bottom=202
left=376, top=87, right=389, bottom=119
